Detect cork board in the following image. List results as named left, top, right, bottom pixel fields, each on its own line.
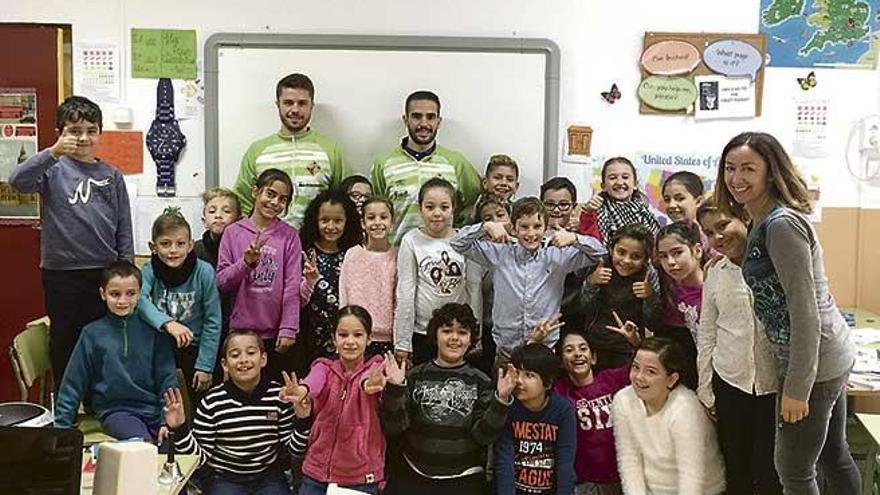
left=639, top=32, right=766, bottom=116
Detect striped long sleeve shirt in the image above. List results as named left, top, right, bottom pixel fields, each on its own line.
left=173, top=378, right=311, bottom=476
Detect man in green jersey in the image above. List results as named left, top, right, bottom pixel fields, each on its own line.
left=371, top=90, right=481, bottom=244
left=233, top=73, right=348, bottom=228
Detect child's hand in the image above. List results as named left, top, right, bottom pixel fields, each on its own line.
left=303, top=250, right=319, bottom=283
left=393, top=350, right=411, bottom=371
left=588, top=259, right=612, bottom=286
left=583, top=194, right=604, bottom=213
left=781, top=394, right=809, bottom=423
left=363, top=364, right=387, bottom=395
left=566, top=205, right=582, bottom=232
left=292, top=392, right=312, bottom=418
left=384, top=351, right=407, bottom=386
left=550, top=230, right=577, bottom=248
left=244, top=231, right=267, bottom=267
left=279, top=371, right=309, bottom=405
left=275, top=336, right=295, bottom=353
left=605, top=311, right=641, bottom=347
left=192, top=371, right=213, bottom=393
left=529, top=315, right=564, bottom=344
left=483, top=221, right=510, bottom=243
left=164, top=321, right=193, bottom=348
left=496, top=364, right=518, bottom=401
left=163, top=388, right=186, bottom=430
left=157, top=426, right=170, bottom=445
left=49, top=135, right=79, bottom=160
left=632, top=272, right=653, bottom=299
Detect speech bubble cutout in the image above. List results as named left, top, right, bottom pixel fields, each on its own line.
left=638, top=76, right=697, bottom=111
left=703, top=40, right=763, bottom=81
left=640, top=40, right=702, bottom=75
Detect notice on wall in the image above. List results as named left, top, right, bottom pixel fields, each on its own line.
left=0, top=88, right=39, bottom=222
left=74, top=43, right=121, bottom=102
left=131, top=29, right=197, bottom=79
left=693, top=75, right=756, bottom=120
left=792, top=99, right=829, bottom=158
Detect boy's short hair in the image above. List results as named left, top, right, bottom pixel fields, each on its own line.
left=56, top=96, right=102, bottom=132
left=276, top=73, right=315, bottom=100
left=510, top=343, right=560, bottom=390
left=202, top=187, right=241, bottom=217
left=405, top=90, right=441, bottom=114
left=100, top=260, right=142, bottom=288
left=426, top=303, right=479, bottom=350
left=473, top=193, right=511, bottom=223
left=339, top=174, right=372, bottom=194
left=540, top=176, right=577, bottom=202
left=222, top=329, right=266, bottom=356
left=485, top=154, right=520, bottom=178
left=510, top=196, right=547, bottom=226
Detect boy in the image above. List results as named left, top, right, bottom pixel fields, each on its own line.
left=194, top=187, right=241, bottom=267
left=54, top=261, right=179, bottom=443
left=482, top=154, right=520, bottom=203
left=451, top=197, right=605, bottom=363
left=496, top=343, right=576, bottom=495
left=8, top=96, right=134, bottom=385
left=382, top=303, right=517, bottom=495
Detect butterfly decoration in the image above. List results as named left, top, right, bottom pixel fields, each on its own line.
left=601, top=83, right=621, bottom=104
left=797, top=71, right=817, bottom=91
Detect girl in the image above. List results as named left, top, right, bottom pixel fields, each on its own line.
left=140, top=208, right=222, bottom=403
left=612, top=337, right=726, bottom=495
left=583, top=222, right=660, bottom=370
left=554, top=331, right=631, bottom=495
left=339, top=197, right=397, bottom=357
left=715, top=131, right=859, bottom=493
left=696, top=201, right=781, bottom=495
left=286, top=305, right=389, bottom=495
left=653, top=221, right=705, bottom=390
left=661, top=171, right=704, bottom=222
left=340, top=174, right=373, bottom=216
left=394, top=177, right=482, bottom=365
left=194, top=187, right=241, bottom=267
left=579, top=157, right=664, bottom=244
left=166, top=330, right=312, bottom=495
left=299, top=189, right=363, bottom=361
left=217, top=168, right=301, bottom=382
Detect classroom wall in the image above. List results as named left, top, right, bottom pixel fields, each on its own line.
left=4, top=0, right=880, bottom=308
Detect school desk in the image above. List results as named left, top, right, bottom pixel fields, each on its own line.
left=80, top=452, right=198, bottom=495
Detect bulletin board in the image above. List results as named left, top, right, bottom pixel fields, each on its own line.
left=638, top=31, right=767, bottom=116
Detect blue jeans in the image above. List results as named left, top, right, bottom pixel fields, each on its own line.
left=298, top=476, right=377, bottom=495
left=101, top=411, right=162, bottom=442
left=204, top=468, right=291, bottom=495
left=774, top=372, right=861, bottom=495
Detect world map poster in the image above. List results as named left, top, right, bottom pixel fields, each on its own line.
left=759, top=0, right=880, bottom=68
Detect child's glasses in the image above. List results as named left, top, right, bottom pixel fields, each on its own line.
left=543, top=201, right=573, bottom=211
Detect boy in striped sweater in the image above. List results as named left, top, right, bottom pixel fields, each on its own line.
left=165, top=330, right=311, bottom=494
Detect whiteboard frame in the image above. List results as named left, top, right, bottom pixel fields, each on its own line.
left=203, top=33, right=561, bottom=188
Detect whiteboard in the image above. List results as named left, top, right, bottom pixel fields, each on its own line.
left=205, top=34, right=560, bottom=196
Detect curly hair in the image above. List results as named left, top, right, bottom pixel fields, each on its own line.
left=300, top=188, right=363, bottom=252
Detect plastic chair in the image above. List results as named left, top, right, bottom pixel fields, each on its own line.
left=8, top=317, right=115, bottom=445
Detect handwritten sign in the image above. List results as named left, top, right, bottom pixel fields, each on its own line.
left=637, top=76, right=697, bottom=111
left=640, top=40, right=701, bottom=75
left=131, top=29, right=197, bottom=79
left=703, top=39, right=763, bottom=81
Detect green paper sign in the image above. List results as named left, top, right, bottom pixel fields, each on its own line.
left=638, top=75, right=697, bottom=111
left=131, top=29, right=197, bottom=79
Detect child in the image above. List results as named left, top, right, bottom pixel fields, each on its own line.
left=579, top=157, right=663, bottom=244
left=8, top=96, right=134, bottom=384
left=696, top=201, right=781, bottom=495
left=167, top=330, right=312, bottom=494
left=612, top=337, right=726, bottom=495
left=716, top=131, right=859, bottom=493
left=300, top=189, right=363, bottom=360
left=382, top=303, right=517, bottom=495
left=496, top=343, right=576, bottom=495
left=554, top=331, right=632, bottom=495
left=451, top=196, right=605, bottom=363
left=54, top=261, right=178, bottom=443
left=660, top=171, right=704, bottom=223
left=340, top=174, right=373, bottom=216
left=217, top=168, right=302, bottom=381
left=194, top=187, right=241, bottom=267
left=285, top=305, right=389, bottom=495
left=139, top=208, right=222, bottom=402
left=339, top=197, right=397, bottom=357
left=463, top=154, right=520, bottom=220
left=395, top=178, right=482, bottom=365
left=583, top=223, right=659, bottom=370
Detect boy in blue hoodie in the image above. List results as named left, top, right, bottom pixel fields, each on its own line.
left=55, top=261, right=179, bottom=443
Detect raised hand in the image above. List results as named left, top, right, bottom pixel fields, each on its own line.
left=303, top=249, right=319, bottom=283
left=588, top=259, right=612, bottom=286
left=566, top=204, right=582, bottom=232
left=164, top=321, right=193, bottom=348
left=192, top=371, right=213, bottom=393
left=384, top=351, right=407, bottom=386
left=496, top=364, right=518, bottom=401
left=49, top=135, right=80, bottom=159
left=279, top=371, right=309, bottom=405
left=605, top=311, right=641, bottom=347
left=550, top=230, right=577, bottom=248
left=484, top=221, right=510, bottom=244
left=363, top=363, right=387, bottom=395
left=583, top=193, right=604, bottom=213
left=244, top=231, right=267, bottom=267
left=275, top=336, right=295, bottom=353
left=632, top=271, right=653, bottom=299
left=529, top=315, right=564, bottom=344
left=163, top=388, right=186, bottom=430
